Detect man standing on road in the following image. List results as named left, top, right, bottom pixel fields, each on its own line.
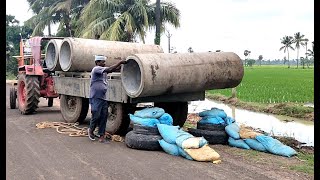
left=88, top=55, right=127, bottom=143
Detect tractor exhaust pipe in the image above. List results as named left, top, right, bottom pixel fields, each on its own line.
left=59, top=38, right=164, bottom=72
left=45, top=39, right=63, bottom=71
left=121, top=52, right=244, bottom=98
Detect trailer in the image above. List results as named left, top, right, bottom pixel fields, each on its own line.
left=53, top=71, right=205, bottom=135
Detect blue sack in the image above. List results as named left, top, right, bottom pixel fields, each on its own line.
left=198, top=116, right=225, bottom=125
left=199, top=137, right=208, bottom=147
left=158, top=139, right=180, bottom=156
left=158, top=113, right=173, bottom=125
left=178, top=147, right=193, bottom=160
left=228, top=137, right=251, bottom=149
left=255, top=135, right=297, bottom=157
left=157, top=124, right=181, bottom=144
left=225, top=116, right=235, bottom=125
left=134, top=107, right=165, bottom=119
left=244, top=139, right=267, bottom=152
left=175, top=130, right=194, bottom=148
left=199, top=108, right=227, bottom=119
left=129, top=114, right=160, bottom=127
left=225, top=123, right=240, bottom=139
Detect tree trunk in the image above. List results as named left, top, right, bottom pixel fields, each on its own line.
left=287, top=49, right=290, bottom=68
left=296, top=48, right=299, bottom=68
left=154, top=0, right=161, bottom=45
left=48, top=22, right=51, bottom=36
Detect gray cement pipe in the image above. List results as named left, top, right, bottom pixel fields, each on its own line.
left=121, top=52, right=244, bottom=98
left=59, top=38, right=164, bottom=72
left=45, top=39, right=63, bottom=71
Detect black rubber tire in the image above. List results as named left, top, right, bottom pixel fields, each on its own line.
left=197, top=122, right=226, bottom=131
left=60, top=95, right=89, bottom=123
left=48, top=98, right=54, bottom=107
left=154, top=102, right=188, bottom=127
left=9, top=87, right=17, bottom=109
left=133, top=124, right=160, bottom=135
left=125, top=131, right=162, bottom=151
left=17, top=75, right=40, bottom=114
left=188, top=128, right=228, bottom=145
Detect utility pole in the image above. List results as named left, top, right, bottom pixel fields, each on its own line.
left=165, top=30, right=172, bottom=53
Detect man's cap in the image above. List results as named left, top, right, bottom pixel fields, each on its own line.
left=94, top=55, right=107, bottom=61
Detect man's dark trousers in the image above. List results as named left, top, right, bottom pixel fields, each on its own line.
left=89, top=98, right=108, bottom=136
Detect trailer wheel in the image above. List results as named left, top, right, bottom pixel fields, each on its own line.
left=154, top=102, right=188, bottom=127
left=9, top=87, right=17, bottom=109
left=48, top=98, right=54, bottom=107
left=105, top=102, right=123, bottom=134
left=17, top=74, right=40, bottom=114
left=60, top=95, right=89, bottom=123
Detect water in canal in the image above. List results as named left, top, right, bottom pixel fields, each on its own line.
left=188, top=99, right=314, bottom=147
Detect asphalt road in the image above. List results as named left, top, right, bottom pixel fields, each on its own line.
left=6, top=84, right=310, bottom=180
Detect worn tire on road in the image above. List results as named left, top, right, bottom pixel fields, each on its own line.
left=197, top=122, right=226, bottom=131
left=125, top=131, right=162, bottom=151
left=133, top=124, right=160, bottom=135
left=188, top=128, right=228, bottom=145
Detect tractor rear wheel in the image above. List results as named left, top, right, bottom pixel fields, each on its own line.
left=9, top=87, right=17, bottom=109
left=48, top=98, right=53, bottom=107
left=60, top=95, right=89, bottom=123
left=154, top=102, right=189, bottom=127
left=17, top=74, right=40, bottom=114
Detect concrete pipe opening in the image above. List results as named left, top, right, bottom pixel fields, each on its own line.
left=121, top=57, right=143, bottom=98
left=59, top=40, right=72, bottom=72
left=45, top=42, right=56, bottom=71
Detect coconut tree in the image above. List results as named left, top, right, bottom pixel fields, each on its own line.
left=258, top=55, right=263, bottom=66
left=26, top=0, right=89, bottom=36
left=307, top=41, right=314, bottom=58
left=244, top=50, right=251, bottom=66
left=279, top=36, right=294, bottom=68
left=293, top=32, right=306, bottom=68
left=77, top=0, right=180, bottom=43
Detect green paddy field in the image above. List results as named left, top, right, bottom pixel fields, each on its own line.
left=208, top=65, right=314, bottom=103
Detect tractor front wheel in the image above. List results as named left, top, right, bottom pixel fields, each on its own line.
left=9, top=87, right=17, bottom=109
left=17, top=74, right=40, bottom=114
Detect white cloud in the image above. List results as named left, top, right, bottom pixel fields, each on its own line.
left=7, top=0, right=314, bottom=60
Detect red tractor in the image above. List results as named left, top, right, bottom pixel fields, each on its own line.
left=10, top=36, right=63, bottom=114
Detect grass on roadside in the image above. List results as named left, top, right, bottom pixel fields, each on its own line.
left=206, top=93, right=314, bottom=121
left=289, top=152, right=314, bottom=175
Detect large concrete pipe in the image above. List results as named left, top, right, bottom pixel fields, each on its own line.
left=59, top=38, right=163, bottom=72
left=45, top=39, right=63, bottom=71
left=121, top=52, right=244, bottom=98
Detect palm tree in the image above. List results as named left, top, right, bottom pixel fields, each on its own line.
left=77, top=0, right=180, bottom=43
left=293, top=32, right=306, bottom=68
left=244, top=50, right=251, bottom=66
left=258, top=55, right=263, bottom=66
left=279, top=36, right=294, bottom=68
left=307, top=41, right=314, bottom=58
left=26, top=0, right=89, bottom=37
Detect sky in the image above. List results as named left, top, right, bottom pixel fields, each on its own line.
left=6, top=0, right=314, bottom=60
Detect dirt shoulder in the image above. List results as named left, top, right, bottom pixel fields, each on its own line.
left=206, top=94, right=314, bottom=121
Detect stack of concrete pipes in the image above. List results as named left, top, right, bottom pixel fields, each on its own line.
left=45, top=38, right=244, bottom=98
